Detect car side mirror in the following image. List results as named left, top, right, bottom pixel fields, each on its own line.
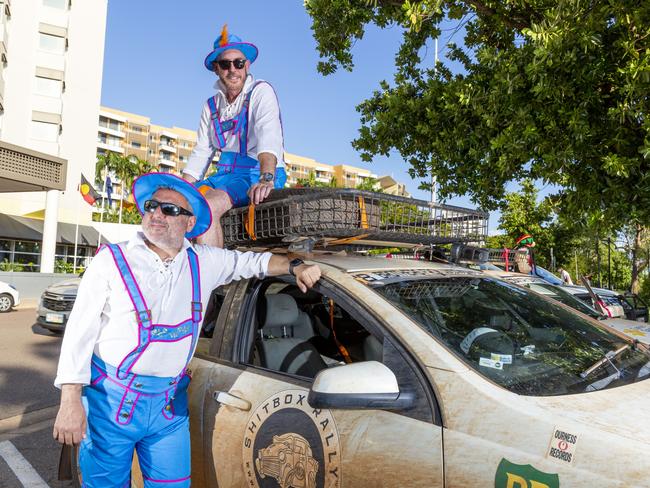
left=307, top=361, right=415, bottom=410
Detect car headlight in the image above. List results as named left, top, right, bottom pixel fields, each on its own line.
left=9, top=284, right=16, bottom=290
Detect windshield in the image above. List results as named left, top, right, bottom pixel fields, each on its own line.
left=524, top=282, right=604, bottom=320
left=371, top=276, right=650, bottom=396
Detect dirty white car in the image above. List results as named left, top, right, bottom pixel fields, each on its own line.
left=124, top=256, right=650, bottom=487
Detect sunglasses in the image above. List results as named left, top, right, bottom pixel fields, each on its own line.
left=144, top=199, right=193, bottom=217
left=215, top=58, right=247, bottom=70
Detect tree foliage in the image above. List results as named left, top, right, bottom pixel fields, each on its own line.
left=294, top=171, right=339, bottom=188
left=305, top=0, right=650, bottom=229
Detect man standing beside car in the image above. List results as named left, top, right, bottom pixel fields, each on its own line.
left=558, top=266, right=574, bottom=285
left=53, top=173, right=320, bottom=487
left=182, top=25, right=285, bottom=248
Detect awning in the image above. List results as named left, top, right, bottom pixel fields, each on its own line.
left=0, top=214, right=101, bottom=246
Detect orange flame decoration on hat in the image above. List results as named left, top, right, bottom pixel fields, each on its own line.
left=219, top=24, right=229, bottom=47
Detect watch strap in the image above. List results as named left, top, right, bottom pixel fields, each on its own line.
left=289, top=258, right=304, bottom=276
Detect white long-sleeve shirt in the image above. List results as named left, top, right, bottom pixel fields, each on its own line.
left=183, top=74, right=285, bottom=181
left=54, top=232, right=271, bottom=387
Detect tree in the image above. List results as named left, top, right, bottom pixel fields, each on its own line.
left=294, top=171, right=339, bottom=188
left=356, top=176, right=381, bottom=191
left=95, top=153, right=159, bottom=224
left=305, top=0, right=650, bottom=231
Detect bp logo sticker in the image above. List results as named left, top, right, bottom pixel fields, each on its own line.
left=495, top=458, right=559, bottom=488
left=243, top=389, right=341, bottom=488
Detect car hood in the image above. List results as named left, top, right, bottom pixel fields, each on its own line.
left=535, top=377, right=650, bottom=445
left=45, top=278, right=81, bottom=296
left=604, top=317, right=650, bottom=344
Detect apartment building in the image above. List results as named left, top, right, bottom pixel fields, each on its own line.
left=376, top=175, right=411, bottom=197
left=284, top=153, right=380, bottom=190
left=97, top=106, right=197, bottom=201
left=97, top=108, right=399, bottom=201
left=0, top=0, right=108, bottom=272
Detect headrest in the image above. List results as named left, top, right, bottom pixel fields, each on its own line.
left=262, top=295, right=299, bottom=328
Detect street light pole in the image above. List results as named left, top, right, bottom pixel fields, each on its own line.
left=607, top=237, right=611, bottom=290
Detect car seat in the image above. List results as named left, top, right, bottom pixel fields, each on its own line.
left=259, top=294, right=326, bottom=378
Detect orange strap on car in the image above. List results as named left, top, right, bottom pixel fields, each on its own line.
left=244, top=203, right=257, bottom=240
left=327, top=233, right=370, bottom=246
left=358, top=196, right=369, bottom=229
left=329, top=298, right=352, bottom=364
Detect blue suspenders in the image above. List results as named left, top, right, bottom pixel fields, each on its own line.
left=207, top=81, right=265, bottom=157
left=99, top=244, right=202, bottom=424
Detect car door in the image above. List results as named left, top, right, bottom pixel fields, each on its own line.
left=200, top=273, right=444, bottom=488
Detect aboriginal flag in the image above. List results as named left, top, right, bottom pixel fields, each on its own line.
left=79, top=174, right=100, bottom=205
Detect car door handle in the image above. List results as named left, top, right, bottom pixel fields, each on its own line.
left=213, top=391, right=251, bottom=411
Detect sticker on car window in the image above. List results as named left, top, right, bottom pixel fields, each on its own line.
left=491, top=353, right=512, bottom=364
left=546, top=427, right=579, bottom=465
left=242, top=389, right=341, bottom=488
left=495, top=458, right=559, bottom=488
left=479, top=357, right=503, bottom=370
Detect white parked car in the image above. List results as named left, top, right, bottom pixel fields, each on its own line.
left=0, top=280, right=20, bottom=312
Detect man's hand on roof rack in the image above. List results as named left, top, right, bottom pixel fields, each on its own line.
left=248, top=181, right=274, bottom=205
left=293, top=263, right=322, bottom=293
left=267, top=255, right=322, bottom=293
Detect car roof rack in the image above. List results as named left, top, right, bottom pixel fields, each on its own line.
left=221, top=188, right=488, bottom=252
left=449, top=244, right=529, bottom=265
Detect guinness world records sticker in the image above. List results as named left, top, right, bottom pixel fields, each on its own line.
left=243, top=389, right=342, bottom=488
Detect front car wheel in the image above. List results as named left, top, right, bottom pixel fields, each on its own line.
left=0, top=293, right=14, bottom=312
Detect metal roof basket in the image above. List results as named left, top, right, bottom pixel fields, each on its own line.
left=222, top=188, right=488, bottom=248
left=451, top=244, right=529, bottom=268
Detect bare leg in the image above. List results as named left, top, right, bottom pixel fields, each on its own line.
left=197, top=189, right=233, bottom=248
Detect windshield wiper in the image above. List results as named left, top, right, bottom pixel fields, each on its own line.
left=580, top=344, right=631, bottom=379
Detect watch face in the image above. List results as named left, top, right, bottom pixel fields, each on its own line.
left=260, top=172, right=275, bottom=182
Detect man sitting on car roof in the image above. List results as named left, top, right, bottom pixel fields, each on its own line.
left=182, top=25, right=285, bottom=248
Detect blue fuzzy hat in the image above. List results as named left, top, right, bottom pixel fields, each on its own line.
left=132, top=173, right=212, bottom=239
left=204, top=24, right=258, bottom=71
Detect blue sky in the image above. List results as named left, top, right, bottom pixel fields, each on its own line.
left=100, top=0, right=503, bottom=232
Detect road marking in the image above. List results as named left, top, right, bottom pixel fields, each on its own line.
left=0, top=440, right=49, bottom=487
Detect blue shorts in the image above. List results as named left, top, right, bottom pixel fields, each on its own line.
left=80, top=357, right=191, bottom=487
left=196, top=165, right=286, bottom=207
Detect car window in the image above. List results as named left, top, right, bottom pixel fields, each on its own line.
left=532, top=266, right=564, bottom=285
left=196, top=284, right=231, bottom=356
left=239, top=277, right=437, bottom=423
left=526, top=283, right=604, bottom=320
left=369, top=276, right=650, bottom=396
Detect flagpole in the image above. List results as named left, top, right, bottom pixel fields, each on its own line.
left=96, top=164, right=108, bottom=247
left=73, top=194, right=81, bottom=274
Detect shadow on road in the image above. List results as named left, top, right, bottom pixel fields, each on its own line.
left=0, top=365, right=60, bottom=425
left=31, top=323, right=64, bottom=338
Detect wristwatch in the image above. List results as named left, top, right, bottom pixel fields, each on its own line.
left=259, top=172, right=275, bottom=183
left=289, top=258, right=304, bottom=276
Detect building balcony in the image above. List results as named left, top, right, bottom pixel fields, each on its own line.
left=0, top=23, right=7, bottom=63
left=158, top=159, right=175, bottom=167
left=159, top=144, right=176, bottom=154
left=97, top=142, right=125, bottom=154
left=35, top=51, right=65, bottom=72
left=32, top=94, right=63, bottom=115
left=99, top=110, right=127, bottom=123
left=98, top=125, right=125, bottom=138
left=160, top=130, right=178, bottom=140
left=40, top=7, right=69, bottom=30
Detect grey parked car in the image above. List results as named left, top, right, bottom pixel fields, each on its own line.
left=36, top=277, right=81, bottom=333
